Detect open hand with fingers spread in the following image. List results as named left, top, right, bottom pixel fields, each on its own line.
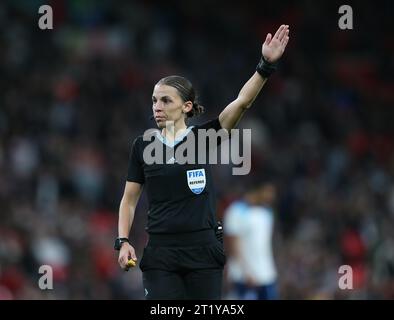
left=262, top=24, right=290, bottom=63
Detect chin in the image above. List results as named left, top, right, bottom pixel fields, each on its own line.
left=156, top=121, right=166, bottom=129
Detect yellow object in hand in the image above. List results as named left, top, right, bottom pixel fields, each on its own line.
left=126, top=259, right=136, bottom=268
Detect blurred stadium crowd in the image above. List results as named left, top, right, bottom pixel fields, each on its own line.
left=0, top=1, right=393, bottom=299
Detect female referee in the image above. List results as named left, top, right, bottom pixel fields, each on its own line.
left=115, top=25, right=290, bottom=300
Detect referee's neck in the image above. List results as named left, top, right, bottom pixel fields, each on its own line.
left=161, top=121, right=188, bottom=143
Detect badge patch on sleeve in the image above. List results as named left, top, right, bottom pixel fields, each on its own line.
left=186, top=169, right=206, bottom=194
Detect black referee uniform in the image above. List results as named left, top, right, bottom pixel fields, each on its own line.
left=127, top=118, right=226, bottom=300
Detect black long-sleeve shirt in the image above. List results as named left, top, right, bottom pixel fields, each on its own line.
left=127, top=118, right=223, bottom=234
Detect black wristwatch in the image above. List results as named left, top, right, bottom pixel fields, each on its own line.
left=114, top=237, right=130, bottom=251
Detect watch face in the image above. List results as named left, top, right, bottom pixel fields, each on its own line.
left=114, top=238, right=128, bottom=250
left=114, top=239, right=121, bottom=250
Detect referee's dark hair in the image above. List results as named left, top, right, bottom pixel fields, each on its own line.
left=157, top=75, right=205, bottom=118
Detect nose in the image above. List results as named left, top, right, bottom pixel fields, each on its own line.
left=153, top=102, right=163, bottom=113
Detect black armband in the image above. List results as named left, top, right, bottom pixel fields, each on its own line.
left=256, top=55, right=278, bottom=78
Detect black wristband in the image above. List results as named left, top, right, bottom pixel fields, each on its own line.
left=114, top=237, right=130, bottom=251
left=256, top=55, right=278, bottom=78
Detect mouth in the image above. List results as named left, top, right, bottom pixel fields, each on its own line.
left=154, top=116, right=166, bottom=121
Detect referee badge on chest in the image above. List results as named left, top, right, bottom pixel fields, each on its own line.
left=186, top=169, right=206, bottom=194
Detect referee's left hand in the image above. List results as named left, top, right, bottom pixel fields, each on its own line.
left=262, top=24, right=290, bottom=63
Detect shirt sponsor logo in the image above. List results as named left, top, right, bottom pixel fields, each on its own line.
left=186, top=169, right=206, bottom=194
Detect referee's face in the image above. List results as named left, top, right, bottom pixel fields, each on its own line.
left=152, top=84, right=185, bottom=128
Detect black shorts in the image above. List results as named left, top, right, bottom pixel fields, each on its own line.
left=139, top=229, right=226, bottom=300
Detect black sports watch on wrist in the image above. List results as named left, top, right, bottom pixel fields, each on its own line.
left=114, top=237, right=130, bottom=251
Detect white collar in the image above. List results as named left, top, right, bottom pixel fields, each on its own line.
left=155, top=126, right=194, bottom=147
